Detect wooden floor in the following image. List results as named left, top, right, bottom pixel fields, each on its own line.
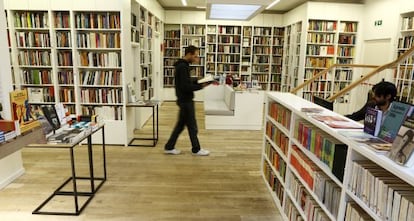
left=0, top=102, right=281, bottom=221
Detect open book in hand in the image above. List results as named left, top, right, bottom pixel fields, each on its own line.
left=197, top=74, right=215, bottom=84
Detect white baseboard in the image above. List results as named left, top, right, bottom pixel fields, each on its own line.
left=0, top=167, right=25, bottom=190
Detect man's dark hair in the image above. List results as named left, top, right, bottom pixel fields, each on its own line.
left=185, top=45, right=199, bottom=55
left=373, top=81, right=397, bottom=101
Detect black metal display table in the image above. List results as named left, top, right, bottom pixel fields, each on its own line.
left=126, top=101, right=159, bottom=147
left=28, top=124, right=107, bottom=216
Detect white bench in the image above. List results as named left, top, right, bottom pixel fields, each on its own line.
left=203, top=85, right=264, bottom=130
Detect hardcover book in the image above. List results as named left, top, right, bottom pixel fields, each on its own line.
left=388, top=112, right=414, bottom=167
left=364, top=107, right=383, bottom=136
left=378, top=102, right=412, bottom=142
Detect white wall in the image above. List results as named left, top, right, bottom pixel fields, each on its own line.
left=0, top=0, right=13, bottom=119
left=136, top=0, right=164, bottom=21
left=283, top=3, right=307, bottom=26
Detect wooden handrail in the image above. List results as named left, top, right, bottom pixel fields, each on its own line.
left=327, top=45, right=414, bottom=101
left=290, top=64, right=379, bottom=94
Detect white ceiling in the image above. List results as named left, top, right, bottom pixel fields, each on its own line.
left=157, top=0, right=364, bottom=12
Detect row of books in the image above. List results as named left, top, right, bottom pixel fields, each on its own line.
left=76, top=32, right=121, bottom=48
left=263, top=160, right=285, bottom=202
left=253, top=37, right=272, bottom=45
left=289, top=173, right=330, bottom=221
left=216, top=64, right=238, bottom=72
left=59, top=88, right=75, bottom=102
left=268, top=102, right=292, bottom=130
left=253, top=46, right=272, bottom=54
left=75, top=13, right=121, bottom=29
left=207, top=35, right=216, bottom=43
left=18, top=50, right=51, bottom=66
left=265, top=121, right=289, bottom=156
left=273, top=37, right=284, bottom=46
left=217, top=54, right=240, bottom=63
left=182, top=25, right=205, bottom=35
left=80, top=70, right=122, bottom=86
left=218, top=26, right=241, bottom=35
left=252, top=65, right=269, bottom=73
left=271, top=65, right=282, bottom=73
left=163, top=77, right=174, bottom=87
left=0, top=130, right=18, bottom=143
left=398, top=36, right=414, bottom=49
left=131, top=29, right=139, bottom=43
left=270, top=73, right=282, bottom=82
left=27, top=87, right=55, bottom=103
left=165, top=30, right=180, bottom=39
left=401, top=16, right=414, bottom=31
left=21, top=69, right=52, bottom=85
left=252, top=74, right=270, bottom=82
left=340, top=22, right=358, bottom=33
left=254, top=27, right=272, bottom=36
left=307, top=33, right=336, bottom=44
left=16, top=32, right=50, bottom=48
left=335, top=70, right=353, bottom=81
left=206, top=55, right=215, bottom=63
left=272, top=57, right=282, bottom=65
left=273, top=47, right=283, bottom=55
left=313, top=171, right=341, bottom=217
left=338, top=35, right=356, bottom=45
left=308, top=20, right=337, bottom=32
left=164, top=49, right=180, bottom=57
left=294, top=120, right=347, bottom=181
left=163, top=69, right=174, bottom=77
left=182, top=37, right=205, bottom=47
left=349, top=160, right=414, bottom=221
left=189, top=67, right=204, bottom=77
left=56, top=31, right=71, bottom=47
left=337, top=58, right=354, bottom=64
left=303, top=82, right=332, bottom=93
left=78, top=52, right=121, bottom=67
left=284, top=198, right=304, bottom=221
left=164, top=58, right=177, bottom=67
left=54, top=12, right=70, bottom=29
left=217, top=45, right=240, bottom=54
left=82, top=105, right=123, bottom=120
left=345, top=202, right=373, bottom=221
left=58, top=71, right=74, bottom=84
left=273, top=28, right=285, bottom=36
left=306, top=45, right=335, bottom=56
left=218, top=36, right=241, bottom=44
left=57, top=51, right=73, bottom=66
left=305, top=57, right=334, bottom=68
left=165, top=39, right=180, bottom=48
left=337, top=46, right=355, bottom=57
left=80, top=88, right=123, bottom=104
left=265, top=141, right=287, bottom=181
left=253, top=55, right=270, bottom=64
left=14, top=11, right=49, bottom=28
left=242, top=48, right=251, bottom=55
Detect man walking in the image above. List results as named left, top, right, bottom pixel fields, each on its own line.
left=164, top=45, right=210, bottom=156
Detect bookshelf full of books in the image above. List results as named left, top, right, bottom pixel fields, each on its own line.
left=282, top=22, right=303, bottom=93
left=163, top=24, right=181, bottom=88
left=395, top=11, right=414, bottom=104
left=270, top=27, right=284, bottom=91
left=206, top=25, right=217, bottom=76
left=182, top=24, right=205, bottom=78
left=216, top=25, right=241, bottom=78
left=11, top=10, right=55, bottom=107
left=252, top=27, right=272, bottom=90
left=241, top=26, right=253, bottom=82
left=263, top=91, right=414, bottom=221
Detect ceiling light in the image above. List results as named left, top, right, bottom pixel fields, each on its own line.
left=181, top=0, right=187, bottom=6
left=266, top=0, right=280, bottom=10
left=208, top=4, right=262, bottom=20
left=196, top=6, right=206, bottom=9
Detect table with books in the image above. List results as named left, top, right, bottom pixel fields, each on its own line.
left=126, top=100, right=159, bottom=147
left=27, top=123, right=107, bottom=216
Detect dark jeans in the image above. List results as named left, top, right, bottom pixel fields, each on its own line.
left=165, top=101, right=201, bottom=153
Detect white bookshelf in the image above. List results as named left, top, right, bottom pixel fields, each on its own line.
left=263, top=92, right=414, bottom=221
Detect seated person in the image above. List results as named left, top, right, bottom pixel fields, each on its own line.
left=345, top=81, right=397, bottom=121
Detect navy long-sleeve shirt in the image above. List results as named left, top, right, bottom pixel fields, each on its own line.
left=174, top=59, right=203, bottom=102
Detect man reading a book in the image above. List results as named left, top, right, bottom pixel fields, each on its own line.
left=164, top=45, right=211, bottom=156
left=345, top=81, right=397, bottom=122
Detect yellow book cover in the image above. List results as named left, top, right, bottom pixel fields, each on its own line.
left=10, top=90, right=34, bottom=125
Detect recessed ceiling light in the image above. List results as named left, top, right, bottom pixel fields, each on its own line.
left=208, top=4, right=262, bottom=20
left=181, top=0, right=187, bottom=6
left=266, top=0, right=281, bottom=10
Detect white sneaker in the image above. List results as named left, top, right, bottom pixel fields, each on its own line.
left=192, top=149, right=210, bottom=156
left=164, top=149, right=181, bottom=155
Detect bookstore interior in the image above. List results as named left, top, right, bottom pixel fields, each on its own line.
left=2, top=0, right=414, bottom=220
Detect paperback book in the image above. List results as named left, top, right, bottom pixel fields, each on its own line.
left=378, top=102, right=412, bottom=142
left=364, top=107, right=383, bottom=136
left=339, top=130, right=391, bottom=154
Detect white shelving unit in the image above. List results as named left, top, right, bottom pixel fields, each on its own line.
left=262, top=92, right=414, bottom=221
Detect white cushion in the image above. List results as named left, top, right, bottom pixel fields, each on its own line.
left=204, top=100, right=234, bottom=116
left=224, top=85, right=235, bottom=111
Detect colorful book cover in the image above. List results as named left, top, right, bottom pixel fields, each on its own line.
left=388, top=112, right=414, bottom=167
left=378, top=102, right=412, bottom=142
left=364, top=107, right=383, bottom=136
left=10, top=90, right=34, bottom=125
